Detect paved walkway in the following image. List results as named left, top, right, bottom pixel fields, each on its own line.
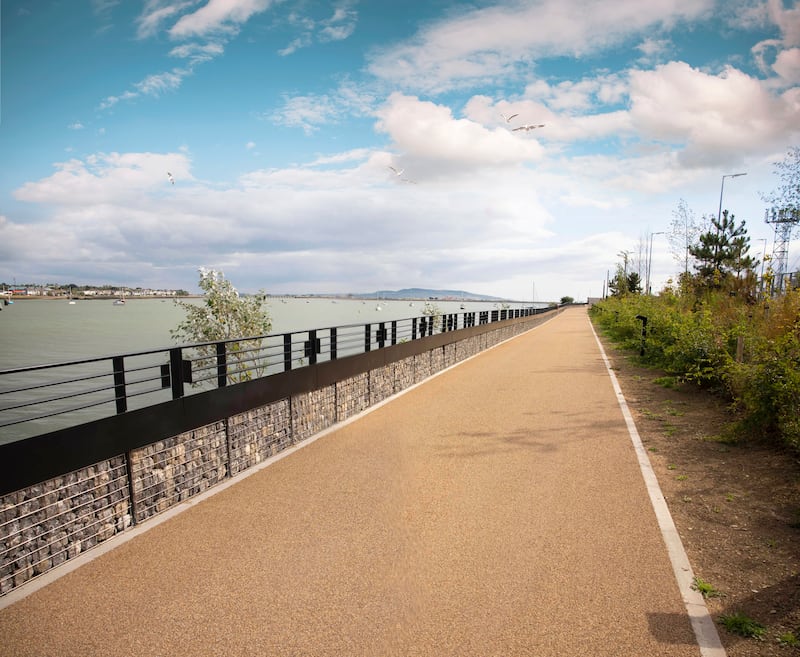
left=0, top=308, right=716, bottom=656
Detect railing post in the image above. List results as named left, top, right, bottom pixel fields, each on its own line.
left=412, top=317, right=418, bottom=340
left=391, top=321, right=397, bottom=345
left=283, top=334, right=292, bottom=371
left=125, top=450, right=139, bottom=527
left=169, top=348, right=185, bottom=399
left=364, top=324, right=371, bottom=352
left=305, top=330, right=319, bottom=365
left=330, top=327, right=337, bottom=360
left=377, top=322, right=386, bottom=349
left=216, top=342, right=227, bottom=388
left=112, top=356, right=127, bottom=414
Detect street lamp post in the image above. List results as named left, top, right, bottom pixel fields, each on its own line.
left=717, top=172, right=747, bottom=225
left=647, top=231, right=665, bottom=295
left=754, top=238, right=768, bottom=293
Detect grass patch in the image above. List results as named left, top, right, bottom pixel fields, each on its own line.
left=778, top=631, right=799, bottom=647
left=653, top=376, right=679, bottom=389
left=691, top=576, right=722, bottom=599
left=718, top=612, right=766, bottom=639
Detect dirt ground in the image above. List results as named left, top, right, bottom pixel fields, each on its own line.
left=598, top=335, right=800, bottom=655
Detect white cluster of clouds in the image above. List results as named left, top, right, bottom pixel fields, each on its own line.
left=4, top=0, right=800, bottom=301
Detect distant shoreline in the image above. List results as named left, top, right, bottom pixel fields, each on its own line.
left=1, top=295, right=203, bottom=301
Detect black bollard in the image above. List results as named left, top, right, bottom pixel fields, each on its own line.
left=635, top=314, right=648, bottom=356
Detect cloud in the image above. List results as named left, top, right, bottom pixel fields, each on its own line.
left=169, top=41, right=225, bottom=62
left=268, top=79, right=377, bottom=133
left=277, top=1, right=358, bottom=55
left=136, top=0, right=199, bottom=38
left=773, top=47, right=800, bottom=84
left=68, top=122, right=85, bottom=130
left=3, top=147, right=561, bottom=295
left=628, top=61, right=800, bottom=166
left=367, top=0, right=714, bottom=93
left=375, top=93, right=544, bottom=175
left=14, top=152, right=192, bottom=206
left=169, top=0, right=274, bottom=38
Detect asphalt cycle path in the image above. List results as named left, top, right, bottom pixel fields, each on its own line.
left=0, top=307, right=718, bottom=656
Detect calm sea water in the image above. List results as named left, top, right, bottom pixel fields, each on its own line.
left=0, top=296, right=539, bottom=370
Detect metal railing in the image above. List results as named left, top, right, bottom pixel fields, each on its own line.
left=0, top=307, right=544, bottom=442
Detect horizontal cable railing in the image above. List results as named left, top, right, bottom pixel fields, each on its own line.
left=0, top=307, right=544, bottom=442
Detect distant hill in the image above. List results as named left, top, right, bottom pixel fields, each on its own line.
left=348, top=288, right=505, bottom=301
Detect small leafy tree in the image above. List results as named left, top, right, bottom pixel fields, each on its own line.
left=609, top=263, right=629, bottom=296
left=172, top=268, right=272, bottom=384
left=560, top=296, right=575, bottom=304
left=422, top=301, right=442, bottom=332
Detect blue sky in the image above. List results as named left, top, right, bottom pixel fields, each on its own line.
left=1, top=0, right=799, bottom=301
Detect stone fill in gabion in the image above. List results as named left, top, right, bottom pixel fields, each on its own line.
left=0, top=456, right=130, bottom=595
left=129, top=421, right=227, bottom=522
left=336, top=373, right=370, bottom=422
left=369, top=365, right=394, bottom=406
left=394, top=356, right=415, bottom=394
left=291, top=386, right=336, bottom=443
left=228, top=399, right=291, bottom=475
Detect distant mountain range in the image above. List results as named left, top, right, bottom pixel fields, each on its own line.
left=344, top=288, right=505, bottom=301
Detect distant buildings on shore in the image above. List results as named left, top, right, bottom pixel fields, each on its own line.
left=1, top=285, right=189, bottom=298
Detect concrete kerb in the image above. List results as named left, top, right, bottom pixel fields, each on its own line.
left=0, top=310, right=562, bottom=611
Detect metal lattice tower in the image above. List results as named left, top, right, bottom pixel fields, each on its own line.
left=765, top=206, right=800, bottom=293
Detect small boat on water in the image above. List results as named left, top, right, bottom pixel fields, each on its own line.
left=113, top=298, right=125, bottom=306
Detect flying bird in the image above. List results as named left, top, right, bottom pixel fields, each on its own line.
left=388, top=166, right=404, bottom=176
left=512, top=124, right=545, bottom=132
left=500, top=112, right=519, bottom=123
left=167, top=172, right=175, bottom=185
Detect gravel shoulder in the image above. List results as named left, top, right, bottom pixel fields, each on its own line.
left=598, top=333, right=800, bottom=656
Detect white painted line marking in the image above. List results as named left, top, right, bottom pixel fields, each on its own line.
left=590, top=319, right=727, bottom=657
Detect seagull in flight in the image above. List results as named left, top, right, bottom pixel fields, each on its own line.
left=388, top=166, right=404, bottom=176
left=512, top=124, right=545, bottom=132
left=500, top=112, right=519, bottom=123
left=167, top=172, right=175, bottom=185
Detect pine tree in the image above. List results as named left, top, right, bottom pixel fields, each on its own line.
left=689, top=211, right=754, bottom=287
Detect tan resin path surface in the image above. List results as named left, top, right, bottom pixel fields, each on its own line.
left=0, top=307, right=705, bottom=656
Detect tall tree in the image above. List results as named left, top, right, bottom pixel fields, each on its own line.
left=761, top=146, right=800, bottom=217
left=668, top=199, right=703, bottom=275
left=689, top=210, right=753, bottom=287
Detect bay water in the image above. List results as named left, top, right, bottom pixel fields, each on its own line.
left=0, top=296, right=541, bottom=443
left=0, top=296, right=539, bottom=370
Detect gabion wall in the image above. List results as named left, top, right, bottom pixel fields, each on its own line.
left=1, top=316, right=550, bottom=596
left=129, top=422, right=228, bottom=523
left=0, top=457, right=130, bottom=595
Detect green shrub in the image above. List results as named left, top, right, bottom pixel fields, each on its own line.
left=590, top=289, right=800, bottom=452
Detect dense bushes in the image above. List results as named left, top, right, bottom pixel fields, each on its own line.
left=590, top=289, right=800, bottom=450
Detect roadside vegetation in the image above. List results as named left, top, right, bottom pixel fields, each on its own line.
left=591, top=147, right=800, bottom=452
